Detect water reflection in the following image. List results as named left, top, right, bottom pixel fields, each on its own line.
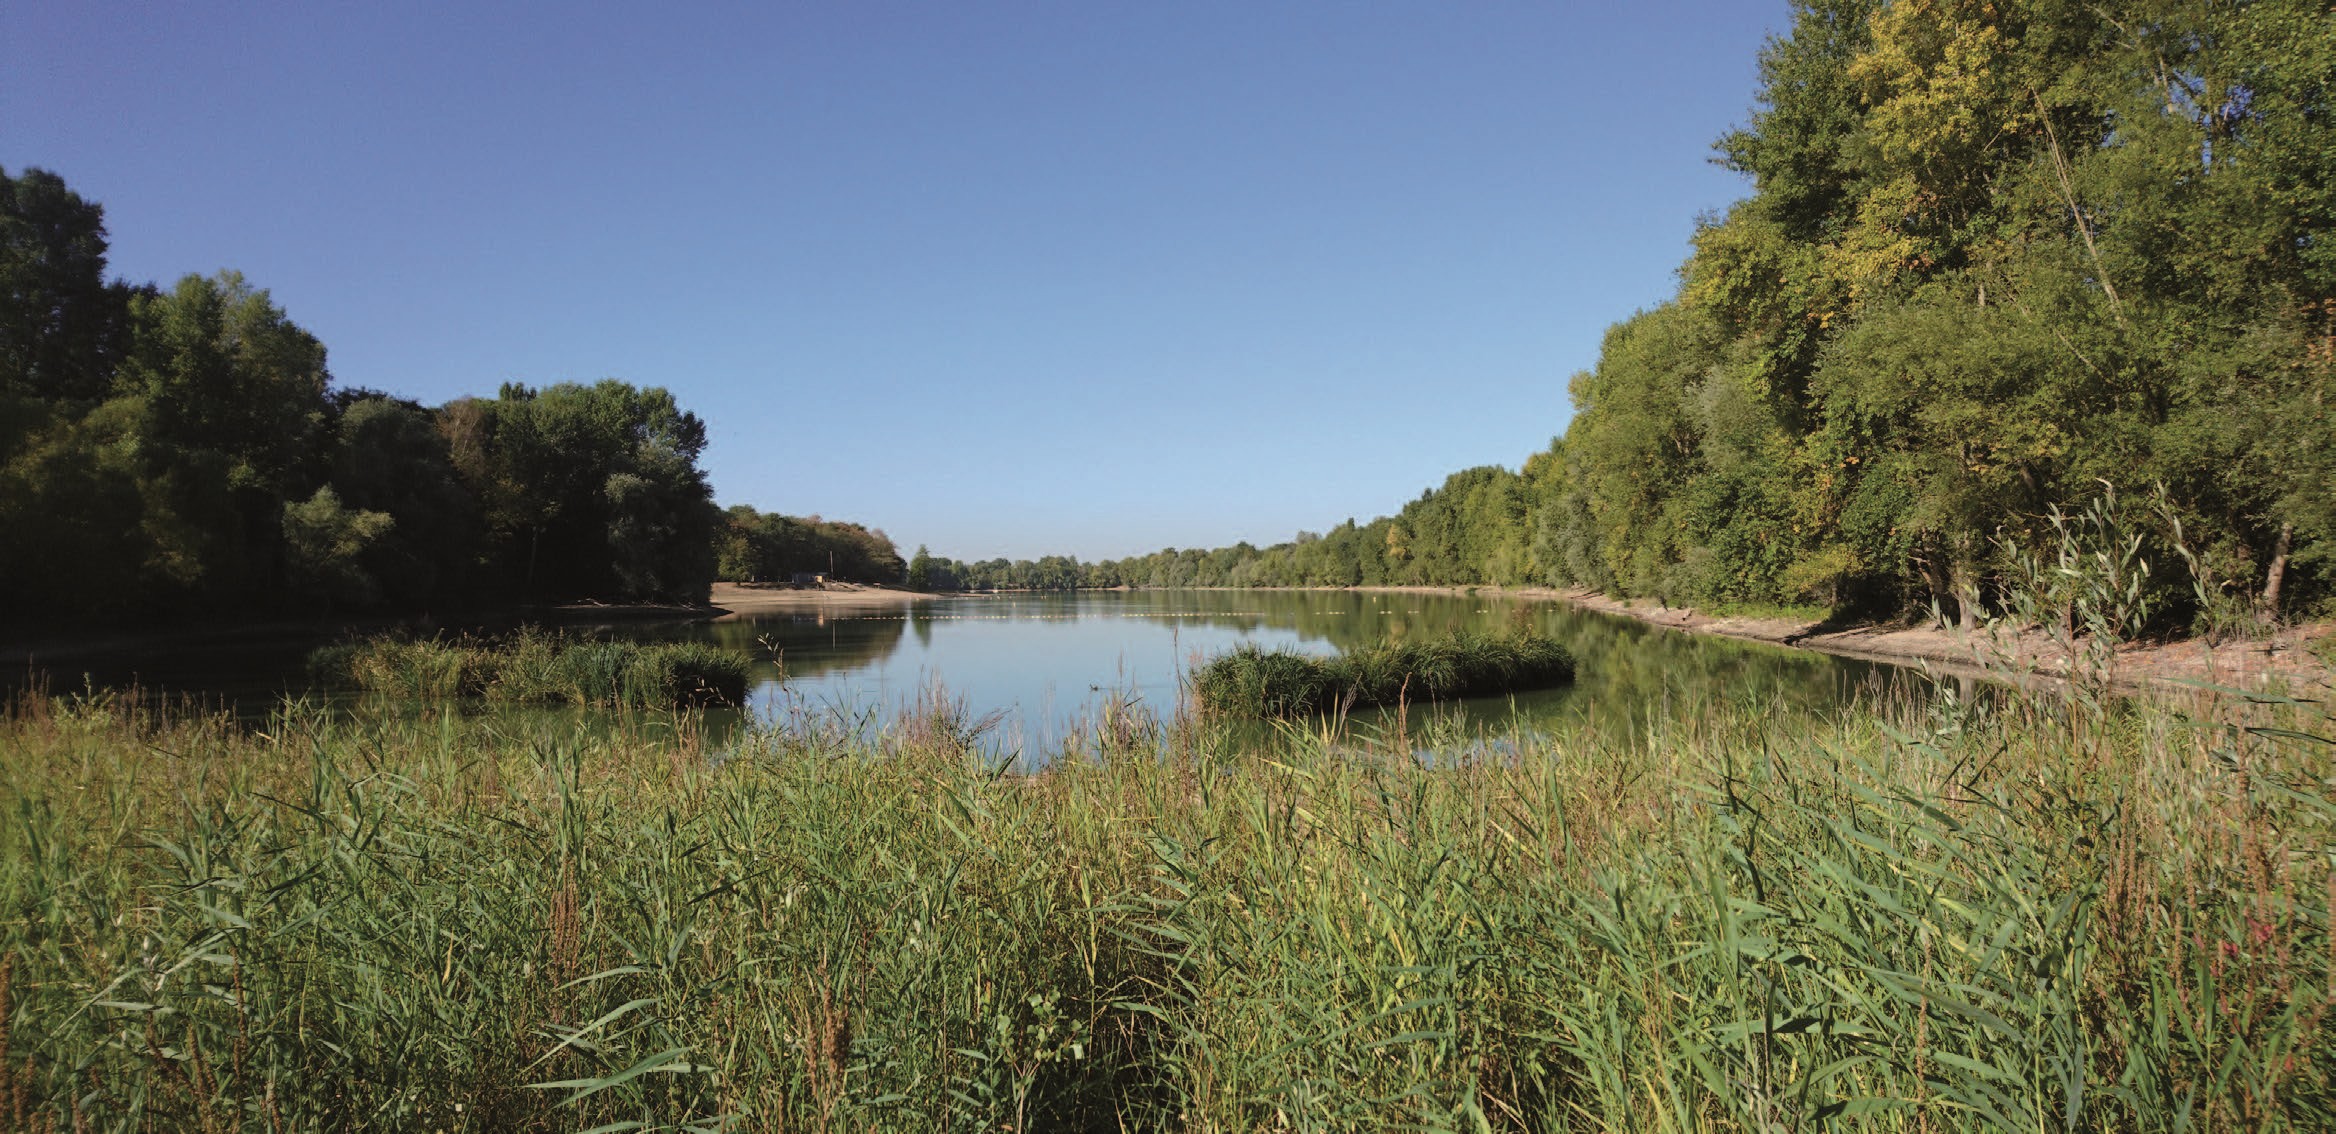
left=10, top=590, right=1922, bottom=758
left=638, top=590, right=1908, bottom=756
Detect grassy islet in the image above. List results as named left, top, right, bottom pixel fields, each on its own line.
left=1190, top=629, right=1576, bottom=719
left=306, top=628, right=750, bottom=708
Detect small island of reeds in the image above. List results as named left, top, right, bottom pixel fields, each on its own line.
left=307, top=630, right=751, bottom=708
left=1191, top=629, right=1575, bottom=718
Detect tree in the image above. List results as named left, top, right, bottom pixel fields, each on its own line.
left=329, top=394, right=481, bottom=607
left=282, top=486, right=394, bottom=610
left=445, top=380, right=718, bottom=603
left=0, top=167, right=135, bottom=410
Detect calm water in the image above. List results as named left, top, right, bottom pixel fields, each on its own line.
left=634, top=589, right=1909, bottom=752
left=14, top=590, right=1918, bottom=753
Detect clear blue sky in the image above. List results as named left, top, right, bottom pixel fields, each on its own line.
left=6, top=1, right=1785, bottom=562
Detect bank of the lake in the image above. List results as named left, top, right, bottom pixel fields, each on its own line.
left=707, top=580, right=929, bottom=616
left=1280, top=584, right=2336, bottom=694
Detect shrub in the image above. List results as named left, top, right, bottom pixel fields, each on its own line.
left=1192, top=630, right=1575, bottom=718
left=306, top=631, right=751, bottom=709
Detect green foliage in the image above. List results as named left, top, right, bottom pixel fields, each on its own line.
left=0, top=167, right=729, bottom=626
left=327, top=393, right=481, bottom=607
left=716, top=505, right=906, bottom=585
left=1191, top=630, right=1576, bottom=719
left=308, top=630, right=749, bottom=708
left=1043, top=0, right=2336, bottom=630
left=444, top=380, right=721, bottom=605
left=0, top=167, right=135, bottom=407
left=118, top=271, right=330, bottom=501
left=281, top=486, right=395, bottom=610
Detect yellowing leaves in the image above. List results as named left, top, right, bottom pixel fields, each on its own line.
left=1850, top=0, right=2035, bottom=173
left=1825, top=174, right=1939, bottom=302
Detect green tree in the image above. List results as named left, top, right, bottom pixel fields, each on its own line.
left=0, top=167, right=136, bottom=410
left=282, top=486, right=395, bottom=610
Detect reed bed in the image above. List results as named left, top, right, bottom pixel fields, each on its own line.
left=1, top=667, right=2328, bottom=1131
left=307, top=629, right=750, bottom=708
left=1191, top=630, right=1577, bottom=719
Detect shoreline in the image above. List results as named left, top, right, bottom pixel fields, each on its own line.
left=1325, top=584, right=2335, bottom=694
left=7, top=580, right=2327, bottom=698
left=0, top=583, right=936, bottom=682
left=704, top=581, right=931, bottom=617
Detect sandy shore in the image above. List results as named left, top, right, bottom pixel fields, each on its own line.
left=705, top=581, right=932, bottom=618
left=1340, top=584, right=2334, bottom=694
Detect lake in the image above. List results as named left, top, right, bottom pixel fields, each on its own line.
left=13, top=589, right=1916, bottom=754
left=620, top=589, right=1907, bottom=753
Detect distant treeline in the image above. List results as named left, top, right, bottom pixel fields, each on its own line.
left=921, top=0, right=2336, bottom=630
left=908, top=549, right=1088, bottom=592
left=1, top=167, right=720, bottom=626
left=904, top=466, right=1538, bottom=592
left=716, top=506, right=905, bottom=585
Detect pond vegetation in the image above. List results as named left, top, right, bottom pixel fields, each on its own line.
left=306, top=629, right=750, bottom=708
left=1, top=653, right=2327, bottom=1129
left=1189, top=629, right=1575, bottom=719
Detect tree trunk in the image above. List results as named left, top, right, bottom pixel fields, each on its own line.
left=1952, top=554, right=1981, bottom=633
left=2258, top=521, right=2294, bottom=620
left=1916, top=540, right=1949, bottom=625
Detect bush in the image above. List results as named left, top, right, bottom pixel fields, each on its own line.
left=307, top=631, right=751, bottom=708
left=1192, top=630, right=1575, bottom=718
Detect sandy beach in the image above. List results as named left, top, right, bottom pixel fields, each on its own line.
left=705, top=581, right=934, bottom=617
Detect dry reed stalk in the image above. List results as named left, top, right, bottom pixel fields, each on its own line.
left=547, top=858, right=585, bottom=1000
left=187, top=1022, right=217, bottom=1134
left=794, top=957, right=853, bottom=1128
left=2325, top=866, right=2336, bottom=1007
left=230, top=962, right=249, bottom=1118
left=0, top=951, right=20, bottom=1134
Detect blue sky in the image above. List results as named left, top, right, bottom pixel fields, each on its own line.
left=5, top=1, right=1786, bottom=561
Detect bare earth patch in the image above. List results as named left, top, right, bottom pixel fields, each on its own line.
left=706, top=581, right=932, bottom=618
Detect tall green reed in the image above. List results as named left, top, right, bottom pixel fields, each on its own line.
left=0, top=644, right=2327, bottom=1129
left=308, top=629, right=750, bottom=709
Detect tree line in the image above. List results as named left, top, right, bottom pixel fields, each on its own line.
left=0, top=167, right=724, bottom=628
left=716, top=506, right=906, bottom=585
left=922, top=0, right=2336, bottom=633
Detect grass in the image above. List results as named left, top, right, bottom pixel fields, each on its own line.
left=1, top=663, right=2327, bottom=1131
left=307, top=629, right=750, bottom=708
left=1190, top=629, right=1577, bottom=719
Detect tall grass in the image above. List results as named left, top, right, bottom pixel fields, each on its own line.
left=308, top=629, right=750, bottom=708
left=1191, top=629, right=1577, bottom=719
left=0, top=657, right=2327, bottom=1130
